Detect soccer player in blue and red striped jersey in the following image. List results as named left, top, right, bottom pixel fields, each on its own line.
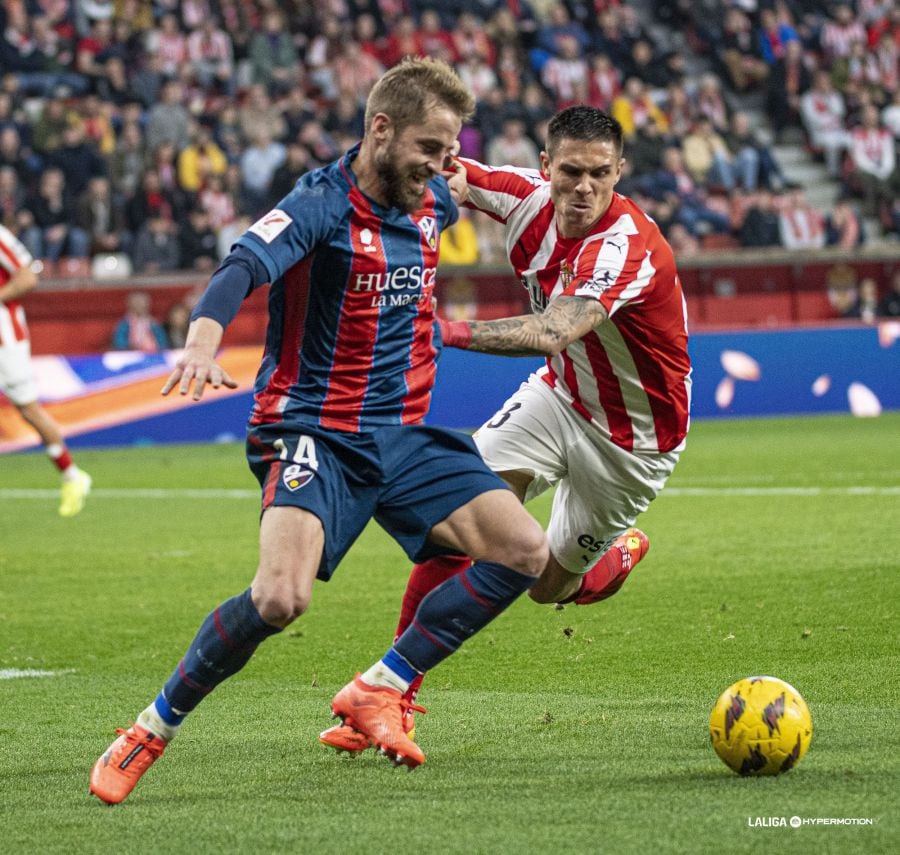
left=89, top=57, right=548, bottom=805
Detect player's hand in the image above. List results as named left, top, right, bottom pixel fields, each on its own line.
left=444, top=158, right=469, bottom=206
left=161, top=347, right=237, bottom=401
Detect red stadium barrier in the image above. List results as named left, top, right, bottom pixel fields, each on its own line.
left=23, top=248, right=900, bottom=355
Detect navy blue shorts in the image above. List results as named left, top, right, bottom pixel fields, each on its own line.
left=246, top=423, right=509, bottom=580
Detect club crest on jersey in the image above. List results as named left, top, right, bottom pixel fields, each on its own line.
left=249, top=209, right=293, bottom=243
left=560, top=261, right=574, bottom=288
left=417, top=216, right=437, bottom=250
left=282, top=464, right=315, bottom=492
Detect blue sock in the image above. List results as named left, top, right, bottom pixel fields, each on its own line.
left=392, top=561, right=536, bottom=673
left=161, top=588, right=281, bottom=716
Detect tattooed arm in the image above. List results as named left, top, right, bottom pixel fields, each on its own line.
left=440, top=295, right=608, bottom=357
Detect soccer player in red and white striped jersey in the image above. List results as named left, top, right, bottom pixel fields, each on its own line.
left=0, top=223, right=91, bottom=516
left=320, top=105, right=692, bottom=754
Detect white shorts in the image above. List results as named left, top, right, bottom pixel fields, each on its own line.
left=474, top=374, right=681, bottom=575
left=0, top=336, right=38, bottom=406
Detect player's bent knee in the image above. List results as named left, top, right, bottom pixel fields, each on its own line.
left=251, top=586, right=311, bottom=627
left=489, top=521, right=548, bottom=578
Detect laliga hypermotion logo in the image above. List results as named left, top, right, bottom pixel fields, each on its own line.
left=282, top=464, right=315, bottom=492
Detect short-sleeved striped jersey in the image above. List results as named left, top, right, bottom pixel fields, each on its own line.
left=462, top=158, right=691, bottom=454
left=237, top=144, right=457, bottom=433
left=0, top=224, right=32, bottom=346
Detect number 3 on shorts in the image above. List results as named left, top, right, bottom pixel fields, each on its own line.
left=486, top=402, right=522, bottom=429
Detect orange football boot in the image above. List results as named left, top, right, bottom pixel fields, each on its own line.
left=320, top=696, right=420, bottom=753
left=330, top=675, right=426, bottom=768
left=89, top=724, right=167, bottom=805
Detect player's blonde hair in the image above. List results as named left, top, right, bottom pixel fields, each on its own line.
left=364, top=57, right=475, bottom=133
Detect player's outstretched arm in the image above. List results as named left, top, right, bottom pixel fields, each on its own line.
left=161, top=317, right=237, bottom=401
left=440, top=295, right=608, bottom=357
left=0, top=263, right=37, bottom=304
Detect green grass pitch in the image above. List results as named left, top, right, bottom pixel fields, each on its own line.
left=1, top=414, right=898, bottom=854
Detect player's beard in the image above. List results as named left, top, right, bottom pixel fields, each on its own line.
left=375, top=143, right=427, bottom=213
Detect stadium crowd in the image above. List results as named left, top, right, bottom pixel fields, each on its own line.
left=1, top=0, right=899, bottom=276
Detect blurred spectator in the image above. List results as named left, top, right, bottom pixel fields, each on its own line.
left=198, top=172, right=236, bottom=232
left=825, top=197, right=864, bottom=249
left=662, top=80, right=696, bottom=140
left=238, top=84, right=285, bottom=145
left=126, top=168, right=175, bottom=235
left=739, top=189, right=782, bottom=248
left=108, top=120, right=145, bottom=199
left=145, top=79, right=191, bottom=153
left=176, top=121, right=228, bottom=194
left=878, top=270, right=900, bottom=317
left=239, top=127, right=286, bottom=216
left=718, top=7, right=769, bottom=93
left=724, top=112, right=786, bottom=192
left=882, top=87, right=900, bottom=138
left=22, top=167, right=90, bottom=262
left=0, top=126, right=36, bottom=188
left=0, top=166, right=24, bottom=231
left=666, top=222, right=701, bottom=257
left=625, top=38, right=670, bottom=94
left=587, top=54, right=622, bottom=111
left=334, top=41, right=386, bottom=108
left=820, top=4, right=867, bottom=67
left=132, top=215, right=180, bottom=274
left=537, top=3, right=591, bottom=59
left=611, top=77, right=669, bottom=139
left=756, top=6, right=800, bottom=67
left=846, top=103, right=900, bottom=219
left=30, top=96, right=73, bottom=156
left=800, top=69, right=851, bottom=177
left=458, top=53, right=501, bottom=103
left=145, top=13, right=187, bottom=79
left=628, top=121, right=668, bottom=176
left=178, top=207, right=218, bottom=273
left=643, top=146, right=732, bottom=237
left=766, top=39, right=811, bottom=142
left=540, top=35, right=589, bottom=108
left=268, top=141, right=311, bottom=205
left=111, top=289, right=167, bottom=351
left=695, top=73, right=730, bottom=132
left=418, top=10, right=457, bottom=64
left=842, top=276, right=879, bottom=323
left=47, top=120, right=106, bottom=196
left=451, top=13, right=495, bottom=66
left=248, top=10, right=301, bottom=95
left=76, top=174, right=130, bottom=257
left=485, top=118, right=540, bottom=169
left=163, top=299, right=191, bottom=349
left=682, top=117, right=736, bottom=190
left=778, top=185, right=825, bottom=250
left=186, top=17, right=234, bottom=96
left=439, top=207, right=479, bottom=266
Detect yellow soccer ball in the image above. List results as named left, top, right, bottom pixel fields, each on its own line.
left=709, top=676, right=812, bottom=776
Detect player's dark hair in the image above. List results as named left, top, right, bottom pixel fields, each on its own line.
left=365, top=57, right=476, bottom=132
left=546, top=106, right=624, bottom=158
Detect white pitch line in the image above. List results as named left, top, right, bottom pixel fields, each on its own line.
left=0, top=668, right=76, bottom=680
left=663, top=486, right=900, bottom=497
left=0, top=486, right=899, bottom=500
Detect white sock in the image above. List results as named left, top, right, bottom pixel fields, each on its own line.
left=137, top=703, right=181, bottom=742
left=61, top=465, right=81, bottom=481
left=360, top=662, right=410, bottom=694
